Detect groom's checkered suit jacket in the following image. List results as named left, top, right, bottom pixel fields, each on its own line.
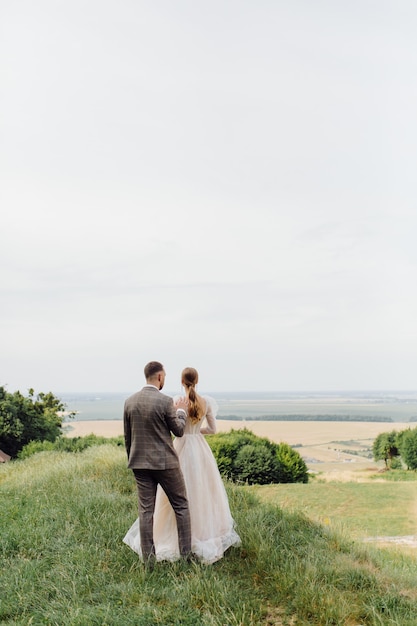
left=123, top=386, right=186, bottom=470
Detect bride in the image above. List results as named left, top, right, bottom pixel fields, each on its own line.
left=123, top=367, right=241, bottom=564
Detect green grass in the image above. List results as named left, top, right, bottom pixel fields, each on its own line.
left=1, top=445, right=417, bottom=625
left=373, top=469, right=417, bottom=482
left=248, top=481, right=417, bottom=539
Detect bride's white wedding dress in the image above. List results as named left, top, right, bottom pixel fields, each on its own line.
left=123, top=395, right=241, bottom=564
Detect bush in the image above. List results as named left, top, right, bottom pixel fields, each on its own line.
left=207, top=429, right=258, bottom=477
left=18, top=434, right=124, bottom=459
left=207, top=428, right=308, bottom=485
left=372, top=427, right=417, bottom=471
left=276, top=442, right=309, bottom=483
left=0, top=387, right=75, bottom=458
left=235, top=444, right=279, bottom=484
left=17, top=440, right=56, bottom=459
left=400, top=428, right=417, bottom=470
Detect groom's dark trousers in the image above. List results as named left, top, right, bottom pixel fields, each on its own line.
left=133, top=468, right=191, bottom=559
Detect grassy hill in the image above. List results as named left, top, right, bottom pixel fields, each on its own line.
left=1, top=445, right=417, bottom=625
left=248, top=480, right=417, bottom=540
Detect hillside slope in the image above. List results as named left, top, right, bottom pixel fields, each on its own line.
left=1, top=445, right=417, bottom=625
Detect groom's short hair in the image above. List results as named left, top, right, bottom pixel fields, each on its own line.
left=144, top=361, right=164, bottom=380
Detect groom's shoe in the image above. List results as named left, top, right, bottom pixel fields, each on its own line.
left=143, top=554, right=156, bottom=572
left=184, top=552, right=200, bottom=565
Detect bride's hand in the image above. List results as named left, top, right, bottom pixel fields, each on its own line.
left=175, top=397, right=188, bottom=412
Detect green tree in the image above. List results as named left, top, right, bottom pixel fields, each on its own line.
left=0, top=387, right=74, bottom=458
left=372, top=430, right=400, bottom=468
left=399, top=427, right=417, bottom=470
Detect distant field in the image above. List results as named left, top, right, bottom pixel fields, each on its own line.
left=216, top=419, right=409, bottom=447
left=61, top=390, right=417, bottom=422
left=66, top=418, right=410, bottom=445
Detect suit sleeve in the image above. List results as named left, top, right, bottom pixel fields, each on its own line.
left=123, top=404, right=131, bottom=458
left=165, top=398, right=187, bottom=437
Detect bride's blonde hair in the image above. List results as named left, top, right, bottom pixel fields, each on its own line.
left=182, top=367, right=204, bottom=424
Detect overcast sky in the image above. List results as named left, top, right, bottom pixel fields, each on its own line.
left=1, top=1, right=417, bottom=394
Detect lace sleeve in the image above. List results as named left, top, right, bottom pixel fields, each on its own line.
left=200, top=395, right=218, bottom=434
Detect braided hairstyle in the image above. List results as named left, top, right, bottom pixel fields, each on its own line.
left=181, top=367, right=204, bottom=424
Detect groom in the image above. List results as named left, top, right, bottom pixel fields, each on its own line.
left=123, top=361, right=192, bottom=566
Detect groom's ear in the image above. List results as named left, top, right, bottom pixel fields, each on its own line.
left=157, top=371, right=165, bottom=389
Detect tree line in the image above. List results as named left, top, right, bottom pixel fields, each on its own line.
left=223, top=414, right=394, bottom=422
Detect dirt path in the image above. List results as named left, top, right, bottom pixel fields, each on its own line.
left=363, top=535, right=417, bottom=548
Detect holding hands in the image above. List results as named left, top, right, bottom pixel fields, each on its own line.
left=175, top=397, right=188, bottom=413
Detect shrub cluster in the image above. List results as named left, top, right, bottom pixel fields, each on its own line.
left=17, top=434, right=124, bottom=459
left=17, top=428, right=308, bottom=485
left=373, top=426, right=417, bottom=470
left=0, top=387, right=74, bottom=458
left=206, top=428, right=308, bottom=484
